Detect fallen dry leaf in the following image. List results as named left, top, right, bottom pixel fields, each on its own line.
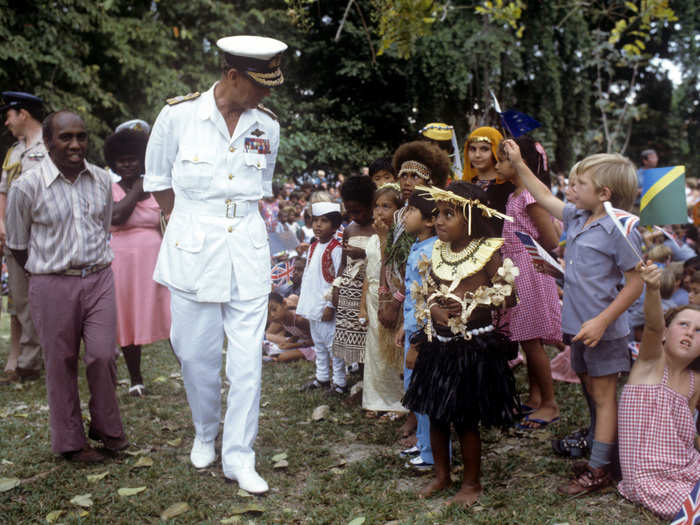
left=86, top=471, right=109, bottom=482
left=118, top=486, right=146, bottom=497
left=312, top=405, right=329, bottom=421
left=228, top=503, right=265, bottom=515
left=45, top=510, right=64, bottom=523
left=154, top=376, right=167, bottom=383
left=348, top=517, right=366, bottom=525
left=160, top=501, right=190, bottom=520
left=220, top=517, right=241, bottom=524
left=70, top=493, right=93, bottom=508
left=166, top=437, right=182, bottom=447
left=125, top=448, right=150, bottom=457
left=237, top=488, right=252, bottom=498
left=0, top=477, right=20, bottom=492
left=13, top=412, right=29, bottom=418
left=273, top=459, right=288, bottom=469
left=133, top=456, right=154, bottom=468
left=271, top=452, right=287, bottom=462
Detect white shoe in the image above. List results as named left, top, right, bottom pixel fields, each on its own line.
left=190, top=437, right=216, bottom=469
left=227, top=467, right=269, bottom=494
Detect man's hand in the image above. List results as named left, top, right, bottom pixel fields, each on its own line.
left=321, top=306, right=334, bottom=322
left=405, top=344, right=419, bottom=369
left=572, top=315, right=609, bottom=348
left=378, top=297, right=400, bottom=329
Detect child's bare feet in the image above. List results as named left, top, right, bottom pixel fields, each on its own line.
left=418, top=476, right=451, bottom=498
left=398, top=412, right=417, bottom=438
left=448, top=482, right=482, bottom=507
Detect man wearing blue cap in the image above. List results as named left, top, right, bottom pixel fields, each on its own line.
left=0, top=92, right=45, bottom=385
left=144, top=35, right=287, bottom=494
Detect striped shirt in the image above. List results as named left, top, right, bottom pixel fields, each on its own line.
left=6, top=155, right=113, bottom=274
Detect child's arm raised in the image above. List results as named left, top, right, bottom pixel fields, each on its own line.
left=637, top=261, right=665, bottom=362
left=573, top=268, right=644, bottom=347
left=527, top=203, right=560, bottom=251
left=502, top=139, right=565, bottom=221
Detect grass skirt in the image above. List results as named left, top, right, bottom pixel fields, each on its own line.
left=402, top=330, right=519, bottom=430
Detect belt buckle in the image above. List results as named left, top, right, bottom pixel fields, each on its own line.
left=226, top=202, right=237, bottom=219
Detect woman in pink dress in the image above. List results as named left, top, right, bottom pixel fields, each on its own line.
left=496, top=136, right=563, bottom=429
left=105, top=129, right=171, bottom=396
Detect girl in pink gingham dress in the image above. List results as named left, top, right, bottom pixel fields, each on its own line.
left=618, top=262, right=700, bottom=520
left=496, top=137, right=562, bottom=429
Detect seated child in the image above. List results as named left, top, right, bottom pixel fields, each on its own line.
left=618, top=262, right=700, bottom=521
left=265, top=292, right=315, bottom=363
left=402, top=182, right=518, bottom=506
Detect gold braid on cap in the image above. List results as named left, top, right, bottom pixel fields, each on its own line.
left=398, top=160, right=431, bottom=180
left=377, top=182, right=401, bottom=192
left=468, top=135, right=492, bottom=144
left=415, top=185, right=513, bottom=236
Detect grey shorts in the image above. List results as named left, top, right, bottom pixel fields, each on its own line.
left=568, top=335, right=631, bottom=377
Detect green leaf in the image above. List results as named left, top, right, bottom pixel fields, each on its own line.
left=348, top=518, right=366, bottom=525
left=271, top=452, right=287, bottom=462
left=86, top=471, right=109, bottom=482
left=45, top=510, right=64, bottom=523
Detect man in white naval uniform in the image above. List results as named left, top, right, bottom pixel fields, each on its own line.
left=143, top=35, right=287, bottom=494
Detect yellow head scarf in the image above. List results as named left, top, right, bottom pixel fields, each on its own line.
left=462, top=126, right=504, bottom=182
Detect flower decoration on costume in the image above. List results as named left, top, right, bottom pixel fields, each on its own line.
left=497, top=258, right=519, bottom=284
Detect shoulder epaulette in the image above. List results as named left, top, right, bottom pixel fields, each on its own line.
left=257, top=104, right=278, bottom=121
left=166, top=92, right=201, bottom=106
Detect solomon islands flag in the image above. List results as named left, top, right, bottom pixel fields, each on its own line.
left=640, top=165, right=687, bottom=227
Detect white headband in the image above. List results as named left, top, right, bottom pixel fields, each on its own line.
left=311, top=202, right=341, bottom=216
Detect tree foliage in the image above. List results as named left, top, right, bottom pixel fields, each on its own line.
left=1, top=0, right=697, bottom=179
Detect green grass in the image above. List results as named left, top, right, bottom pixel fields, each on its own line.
left=0, top=313, right=665, bottom=524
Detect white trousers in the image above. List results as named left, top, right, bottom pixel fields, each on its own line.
left=309, top=319, right=346, bottom=387
left=170, top=288, right=267, bottom=473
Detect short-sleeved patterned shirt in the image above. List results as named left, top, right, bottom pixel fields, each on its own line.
left=560, top=203, right=641, bottom=340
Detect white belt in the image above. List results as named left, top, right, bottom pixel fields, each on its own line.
left=173, top=198, right=257, bottom=218
left=436, top=324, right=495, bottom=342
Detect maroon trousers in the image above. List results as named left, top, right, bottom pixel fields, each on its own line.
left=28, top=267, right=124, bottom=454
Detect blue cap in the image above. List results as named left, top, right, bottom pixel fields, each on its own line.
left=0, top=91, right=44, bottom=113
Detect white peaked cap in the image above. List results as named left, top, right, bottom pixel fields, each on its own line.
left=216, top=35, right=288, bottom=60
left=312, top=202, right=341, bottom=216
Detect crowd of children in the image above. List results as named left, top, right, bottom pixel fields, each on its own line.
left=261, top=128, right=700, bottom=519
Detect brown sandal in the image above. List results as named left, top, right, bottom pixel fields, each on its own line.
left=558, top=464, right=612, bottom=496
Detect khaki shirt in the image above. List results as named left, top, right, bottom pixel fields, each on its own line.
left=6, top=156, right=113, bottom=274
left=0, top=138, right=47, bottom=194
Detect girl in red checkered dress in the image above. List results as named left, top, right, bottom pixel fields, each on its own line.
left=618, top=262, right=700, bottom=519
left=495, top=137, right=563, bottom=429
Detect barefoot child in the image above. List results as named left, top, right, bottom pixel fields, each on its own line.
left=331, top=176, right=376, bottom=372
left=403, top=182, right=519, bottom=505
left=503, top=140, right=644, bottom=494
left=618, top=262, right=700, bottom=520
left=495, top=136, right=562, bottom=428
left=297, top=202, right=345, bottom=392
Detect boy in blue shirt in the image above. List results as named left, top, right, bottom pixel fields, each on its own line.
left=398, top=190, right=438, bottom=470
left=503, top=141, right=644, bottom=495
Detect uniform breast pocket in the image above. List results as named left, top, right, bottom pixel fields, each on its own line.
left=244, top=153, right=267, bottom=171
left=176, top=148, right=216, bottom=196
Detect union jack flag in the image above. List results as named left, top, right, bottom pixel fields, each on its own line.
left=628, top=341, right=639, bottom=361
left=671, top=480, right=700, bottom=525
left=334, top=223, right=345, bottom=243
left=609, top=207, right=640, bottom=236
left=271, top=261, right=293, bottom=286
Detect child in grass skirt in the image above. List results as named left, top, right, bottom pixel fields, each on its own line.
left=402, top=182, right=519, bottom=506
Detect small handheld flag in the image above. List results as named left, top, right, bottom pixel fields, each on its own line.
left=514, top=231, right=564, bottom=278
left=671, top=479, right=700, bottom=525
left=489, top=90, right=541, bottom=138
left=603, top=202, right=644, bottom=263
left=271, top=261, right=293, bottom=286
left=640, top=165, right=687, bottom=227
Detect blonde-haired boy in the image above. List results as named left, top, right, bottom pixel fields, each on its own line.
left=647, top=244, right=672, bottom=265
left=503, top=141, right=643, bottom=495
left=571, top=153, right=638, bottom=211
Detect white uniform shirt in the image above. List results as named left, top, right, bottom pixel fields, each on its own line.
left=296, top=239, right=341, bottom=322
left=144, top=82, right=280, bottom=302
